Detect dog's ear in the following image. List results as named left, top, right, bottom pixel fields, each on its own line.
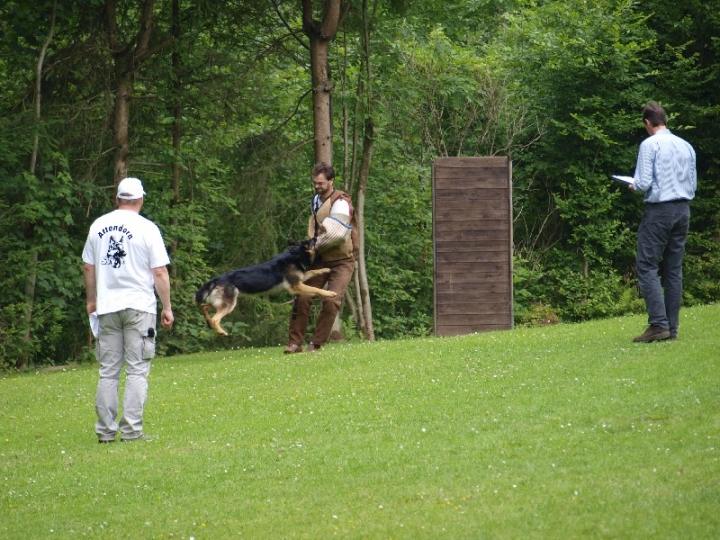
left=288, top=239, right=299, bottom=247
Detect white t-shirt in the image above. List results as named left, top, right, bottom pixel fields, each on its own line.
left=312, top=193, right=351, bottom=216
left=82, top=209, right=170, bottom=315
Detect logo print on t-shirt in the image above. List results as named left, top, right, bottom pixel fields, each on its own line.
left=102, top=235, right=126, bottom=268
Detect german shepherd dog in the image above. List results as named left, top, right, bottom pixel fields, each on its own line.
left=195, top=238, right=336, bottom=336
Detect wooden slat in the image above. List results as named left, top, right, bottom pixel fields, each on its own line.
left=436, top=282, right=510, bottom=294
left=435, top=268, right=510, bottom=284
left=438, top=314, right=512, bottom=325
left=436, top=324, right=510, bottom=336
left=433, top=205, right=508, bottom=221
left=435, top=177, right=509, bottom=190
left=435, top=243, right=508, bottom=254
left=435, top=220, right=509, bottom=232
left=434, top=230, right=510, bottom=243
left=435, top=187, right=509, bottom=200
left=436, top=261, right=511, bottom=272
left=438, top=315, right=512, bottom=326
left=436, top=286, right=511, bottom=297
left=435, top=188, right=510, bottom=200
left=436, top=301, right=511, bottom=309
left=434, top=156, right=509, bottom=168
left=435, top=302, right=510, bottom=314
left=436, top=250, right=509, bottom=263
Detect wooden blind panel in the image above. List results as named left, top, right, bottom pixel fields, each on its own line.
left=432, top=157, right=513, bottom=336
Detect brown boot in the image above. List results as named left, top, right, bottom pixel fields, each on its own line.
left=284, top=343, right=303, bottom=354
left=633, top=325, right=671, bottom=343
left=305, top=342, right=322, bottom=353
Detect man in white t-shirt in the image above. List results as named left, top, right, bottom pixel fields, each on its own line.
left=82, top=177, right=174, bottom=443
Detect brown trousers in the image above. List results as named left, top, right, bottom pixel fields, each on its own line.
left=288, top=256, right=355, bottom=346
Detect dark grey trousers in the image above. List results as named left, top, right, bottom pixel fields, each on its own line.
left=636, top=201, right=690, bottom=336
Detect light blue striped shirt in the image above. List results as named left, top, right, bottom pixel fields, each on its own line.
left=633, top=128, right=696, bottom=203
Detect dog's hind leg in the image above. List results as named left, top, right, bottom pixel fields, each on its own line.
left=200, top=303, right=213, bottom=329
left=210, top=292, right=239, bottom=336
left=211, top=316, right=229, bottom=336
left=200, top=285, right=240, bottom=336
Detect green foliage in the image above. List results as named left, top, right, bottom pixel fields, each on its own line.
left=362, top=161, right=434, bottom=338
left=512, top=253, right=550, bottom=325
left=0, top=139, right=85, bottom=366
left=684, top=237, right=720, bottom=305
left=0, top=305, right=37, bottom=369
left=385, top=23, right=528, bottom=158
left=518, top=302, right=561, bottom=327
left=546, top=265, right=631, bottom=321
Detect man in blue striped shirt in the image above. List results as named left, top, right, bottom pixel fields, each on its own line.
left=630, top=102, right=696, bottom=342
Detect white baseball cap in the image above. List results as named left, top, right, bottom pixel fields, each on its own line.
left=117, top=177, right=146, bottom=200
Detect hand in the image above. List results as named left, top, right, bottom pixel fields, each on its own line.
left=86, top=300, right=97, bottom=315
left=160, top=308, right=174, bottom=329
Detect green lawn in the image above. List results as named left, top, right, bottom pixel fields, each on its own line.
left=2, top=305, right=719, bottom=539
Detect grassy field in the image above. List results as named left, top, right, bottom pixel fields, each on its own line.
left=1, top=304, right=719, bottom=539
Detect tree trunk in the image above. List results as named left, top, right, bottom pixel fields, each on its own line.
left=111, top=72, right=133, bottom=183
left=302, top=0, right=350, bottom=341
left=170, top=0, right=182, bottom=272
left=302, top=0, right=347, bottom=164
left=19, top=0, right=57, bottom=370
left=106, top=0, right=172, bottom=185
left=356, top=117, right=374, bottom=341
left=355, top=0, right=375, bottom=340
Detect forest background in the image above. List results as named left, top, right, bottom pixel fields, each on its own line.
left=1, top=0, right=718, bottom=369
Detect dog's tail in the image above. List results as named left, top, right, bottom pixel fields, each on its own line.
left=194, top=279, right=217, bottom=304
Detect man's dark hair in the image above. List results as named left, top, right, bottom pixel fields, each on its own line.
left=312, top=162, right=335, bottom=180
left=643, top=102, right=668, bottom=127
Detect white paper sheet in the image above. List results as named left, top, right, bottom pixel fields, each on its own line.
left=89, top=312, right=99, bottom=338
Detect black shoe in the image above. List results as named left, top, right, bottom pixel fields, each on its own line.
left=98, top=439, right=115, bottom=444
left=633, top=325, right=671, bottom=343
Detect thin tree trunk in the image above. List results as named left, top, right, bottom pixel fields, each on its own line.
left=309, top=36, right=333, bottom=163
left=20, top=0, right=57, bottom=370
left=170, top=0, right=181, bottom=274
left=351, top=260, right=366, bottom=331
left=356, top=117, right=374, bottom=341
left=302, top=0, right=349, bottom=164
left=302, top=0, right=350, bottom=340
left=111, top=72, right=133, bottom=183
left=355, top=0, right=375, bottom=340
left=341, top=29, right=350, bottom=191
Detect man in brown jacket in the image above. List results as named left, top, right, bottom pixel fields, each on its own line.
left=284, top=162, right=356, bottom=353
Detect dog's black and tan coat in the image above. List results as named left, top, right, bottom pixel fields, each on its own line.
left=195, top=238, right=336, bottom=335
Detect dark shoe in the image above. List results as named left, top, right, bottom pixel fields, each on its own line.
left=305, top=342, right=321, bottom=353
left=98, top=439, right=115, bottom=444
left=633, top=325, right=671, bottom=343
left=284, top=343, right=303, bottom=354
left=121, top=434, right=154, bottom=442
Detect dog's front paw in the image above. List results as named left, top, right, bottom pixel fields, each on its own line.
left=319, top=268, right=331, bottom=274
left=327, top=291, right=338, bottom=297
